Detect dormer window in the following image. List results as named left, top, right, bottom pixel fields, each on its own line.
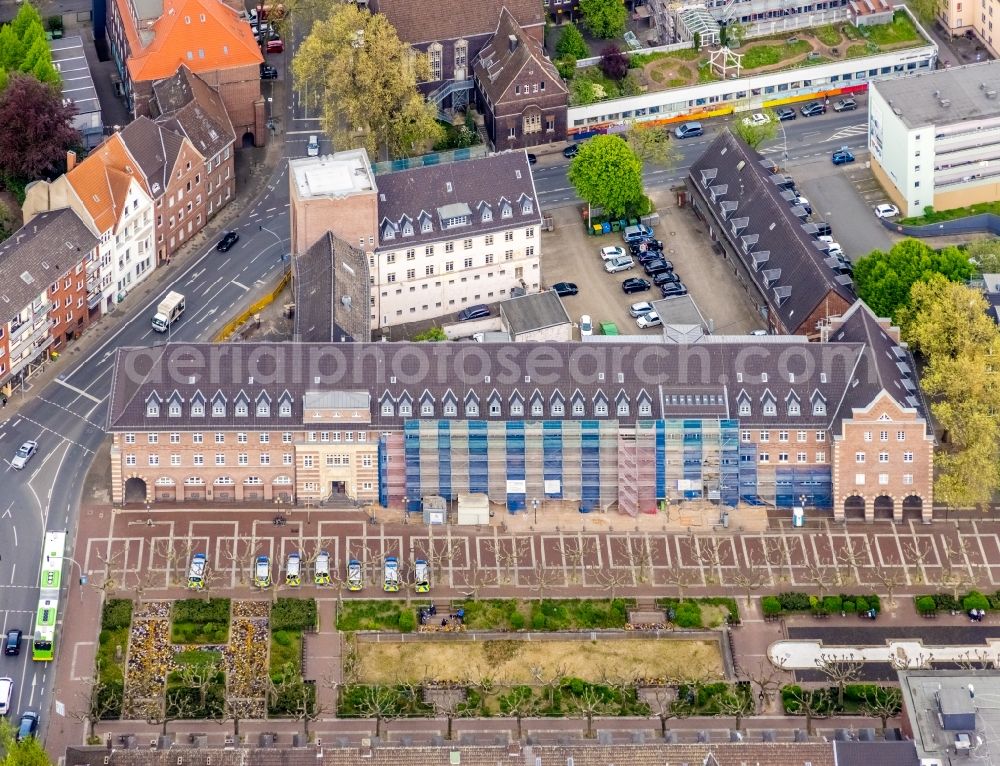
left=501, top=204, right=512, bottom=219
left=466, top=400, right=479, bottom=417
left=572, top=400, right=585, bottom=416
left=192, top=402, right=204, bottom=417
left=382, top=223, right=396, bottom=240
left=444, top=401, right=457, bottom=417
left=813, top=400, right=826, bottom=416
left=489, top=401, right=501, bottom=417
left=617, top=400, right=629, bottom=417
left=278, top=399, right=292, bottom=417
left=511, top=400, right=524, bottom=416
left=256, top=400, right=270, bottom=417
left=521, top=198, right=533, bottom=215
left=212, top=400, right=226, bottom=417
left=481, top=206, right=493, bottom=222
left=421, top=400, right=434, bottom=417
left=738, top=399, right=751, bottom=417
left=402, top=222, right=413, bottom=236
left=399, top=401, right=412, bottom=417
left=595, top=400, right=608, bottom=417
left=552, top=401, right=564, bottom=416
left=762, top=398, right=777, bottom=417
left=421, top=218, right=433, bottom=233
left=531, top=399, right=543, bottom=417
left=235, top=400, right=249, bottom=417
left=788, top=399, right=800, bottom=417
left=382, top=401, right=394, bottom=416
left=638, top=399, right=652, bottom=417
left=147, top=400, right=160, bottom=417
left=168, top=400, right=182, bottom=417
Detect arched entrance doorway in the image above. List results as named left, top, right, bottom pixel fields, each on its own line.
left=241, top=131, right=256, bottom=148
left=843, top=495, right=865, bottom=521
left=154, top=477, right=176, bottom=502
left=873, top=495, right=894, bottom=521
left=902, top=495, right=923, bottom=522
left=124, top=477, right=148, bottom=503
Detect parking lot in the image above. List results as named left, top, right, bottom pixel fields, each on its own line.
left=540, top=187, right=764, bottom=336
left=791, top=158, right=898, bottom=261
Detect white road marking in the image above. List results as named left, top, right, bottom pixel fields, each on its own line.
left=232, top=280, right=250, bottom=291
left=53, top=378, right=102, bottom=404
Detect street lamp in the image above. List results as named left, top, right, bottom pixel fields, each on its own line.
left=532, top=498, right=539, bottom=526
left=49, top=554, right=88, bottom=602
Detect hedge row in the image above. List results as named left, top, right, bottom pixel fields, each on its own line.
left=762, top=592, right=881, bottom=617
left=656, top=597, right=741, bottom=628
left=914, top=590, right=999, bottom=615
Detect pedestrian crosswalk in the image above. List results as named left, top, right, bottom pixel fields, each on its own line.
left=828, top=123, right=869, bottom=141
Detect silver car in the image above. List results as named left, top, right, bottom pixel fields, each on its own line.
left=604, top=256, right=634, bottom=274
left=11, top=440, right=37, bottom=470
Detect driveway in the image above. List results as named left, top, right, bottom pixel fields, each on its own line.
left=791, top=159, right=895, bottom=261
left=540, top=189, right=764, bottom=337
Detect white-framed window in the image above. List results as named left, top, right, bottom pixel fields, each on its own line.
left=897, top=431, right=906, bottom=441
left=444, top=401, right=457, bottom=417
left=638, top=400, right=652, bottom=417
left=879, top=430, right=889, bottom=442
left=741, top=430, right=751, bottom=442
left=193, top=454, right=204, bottom=465
left=257, top=401, right=270, bottom=417
left=616, top=401, right=629, bottom=417
left=125, top=433, right=136, bottom=444
left=170, top=454, right=181, bottom=466
left=260, top=433, right=269, bottom=444
left=812, top=401, right=826, bottom=416
left=903, top=451, right=913, bottom=462
left=215, top=453, right=226, bottom=465
left=815, top=431, right=826, bottom=442
left=778, top=452, right=788, bottom=463
left=815, top=451, right=826, bottom=463
left=260, top=453, right=270, bottom=465
left=193, top=433, right=203, bottom=444
left=382, top=402, right=394, bottom=416
left=125, top=454, right=136, bottom=466
left=237, top=432, right=248, bottom=444
left=192, top=402, right=204, bottom=417
left=903, top=473, right=913, bottom=485
left=215, top=433, right=225, bottom=444
left=878, top=473, right=889, bottom=485
left=235, top=400, right=249, bottom=417
left=512, top=401, right=524, bottom=416
left=797, top=431, right=807, bottom=442
left=212, top=400, right=225, bottom=417
left=282, top=432, right=292, bottom=444
left=466, top=401, right=479, bottom=417
left=856, top=452, right=865, bottom=463
left=552, top=401, right=565, bottom=416
left=738, top=401, right=751, bottom=416
left=759, top=431, right=769, bottom=442
left=303, top=455, right=314, bottom=468
left=146, top=401, right=160, bottom=417
left=170, top=433, right=180, bottom=444
left=864, top=431, right=873, bottom=442
left=399, top=402, right=412, bottom=417
left=148, top=433, right=158, bottom=444
left=572, top=401, right=585, bottom=416
left=283, top=453, right=293, bottom=465
left=797, top=452, right=807, bottom=463
left=778, top=430, right=789, bottom=442
left=490, top=401, right=502, bottom=416
left=759, top=453, right=770, bottom=463
left=238, top=453, right=248, bottom=465
left=878, top=451, right=889, bottom=463
left=531, top=400, right=543, bottom=417
left=362, top=454, right=373, bottom=467
left=421, top=401, right=433, bottom=416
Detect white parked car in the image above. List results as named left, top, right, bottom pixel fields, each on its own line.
left=742, top=112, right=770, bottom=127
left=11, top=440, right=37, bottom=470
left=0, top=677, right=12, bottom=716
left=636, top=311, right=661, bottom=329
left=580, top=315, right=593, bottom=336
left=874, top=203, right=900, bottom=219
left=600, top=246, right=626, bottom=261
left=604, top=256, right=634, bottom=273
left=629, top=301, right=655, bottom=318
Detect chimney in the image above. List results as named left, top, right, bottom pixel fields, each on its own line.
left=508, top=34, right=518, bottom=53
left=67, top=150, right=77, bottom=172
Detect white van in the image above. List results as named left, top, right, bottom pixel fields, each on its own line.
left=306, top=135, right=320, bottom=157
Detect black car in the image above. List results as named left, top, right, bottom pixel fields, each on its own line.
left=216, top=231, right=240, bottom=252
left=260, top=64, right=278, bottom=79
left=552, top=281, right=578, bottom=297
left=621, top=277, right=651, bottom=294
left=527, top=153, right=537, bottom=165
left=800, top=101, right=826, bottom=117
left=812, top=220, right=832, bottom=237
left=652, top=270, right=679, bottom=286
left=660, top=281, right=688, bottom=297
left=629, top=238, right=663, bottom=254
left=643, top=259, right=671, bottom=276
left=562, top=143, right=580, bottom=158
left=4, top=628, right=21, bottom=656
left=776, top=107, right=796, bottom=121
left=457, top=304, right=490, bottom=321
left=637, top=251, right=665, bottom=264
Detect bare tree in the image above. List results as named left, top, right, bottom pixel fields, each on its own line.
left=72, top=670, right=122, bottom=741
left=150, top=689, right=199, bottom=736
left=937, top=568, right=974, bottom=602
left=835, top=538, right=866, bottom=586
left=762, top=537, right=790, bottom=583
left=644, top=684, right=683, bottom=737
left=353, top=685, right=400, bottom=739
left=716, top=685, right=757, bottom=731
left=815, top=654, right=863, bottom=709
left=176, top=657, right=222, bottom=714
left=662, top=568, right=695, bottom=600
left=873, top=570, right=904, bottom=608
left=730, top=558, right=770, bottom=608
left=695, top=536, right=726, bottom=585
left=860, top=687, right=902, bottom=733
left=783, top=686, right=829, bottom=736
left=595, top=566, right=632, bottom=600
left=459, top=567, right=496, bottom=600
left=557, top=537, right=589, bottom=585
left=425, top=682, right=468, bottom=741
left=270, top=665, right=325, bottom=738
left=616, top=535, right=653, bottom=585
left=531, top=664, right=567, bottom=711
left=573, top=686, right=612, bottom=739
left=485, top=537, right=530, bottom=586
left=902, top=539, right=931, bottom=584
left=747, top=659, right=785, bottom=712
left=221, top=535, right=260, bottom=587
left=802, top=563, right=834, bottom=599
left=215, top=696, right=257, bottom=739
left=92, top=547, right=127, bottom=597
left=529, top=563, right=563, bottom=602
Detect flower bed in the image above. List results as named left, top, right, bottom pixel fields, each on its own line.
left=222, top=600, right=271, bottom=718
left=655, top=597, right=740, bottom=628
left=123, top=601, right=173, bottom=719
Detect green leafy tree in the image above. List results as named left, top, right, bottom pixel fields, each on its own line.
left=0, top=3, right=60, bottom=87
left=0, top=718, right=54, bottom=766
left=579, top=0, right=628, bottom=38
left=966, top=238, right=1000, bottom=272
left=900, top=277, right=1000, bottom=508
left=568, top=134, right=647, bottom=219
left=852, top=238, right=974, bottom=322
left=413, top=327, right=447, bottom=342
left=730, top=111, right=778, bottom=151
left=693, top=31, right=702, bottom=50
left=627, top=124, right=679, bottom=167
left=906, top=0, right=942, bottom=25
left=555, top=24, right=590, bottom=60
left=292, top=4, right=443, bottom=159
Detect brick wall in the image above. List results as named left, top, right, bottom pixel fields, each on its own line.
left=48, top=252, right=94, bottom=348
left=290, top=187, right=379, bottom=257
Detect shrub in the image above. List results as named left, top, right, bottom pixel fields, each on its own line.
left=556, top=56, right=577, bottom=80
left=271, top=598, right=317, bottom=631
left=842, top=599, right=856, bottom=614
left=509, top=612, right=526, bottom=630
left=555, top=24, right=590, bottom=60
left=272, top=630, right=292, bottom=647
left=855, top=596, right=869, bottom=613
left=916, top=595, right=937, bottom=614
left=777, top=592, right=811, bottom=611
left=868, top=595, right=881, bottom=613
left=398, top=610, right=416, bottom=633
left=933, top=593, right=960, bottom=612
left=531, top=611, right=547, bottom=630
left=599, top=44, right=629, bottom=81
left=102, top=600, right=133, bottom=631
left=823, top=595, right=842, bottom=614
left=172, top=598, right=230, bottom=626
left=963, top=591, right=990, bottom=612
left=762, top=596, right=782, bottom=616
left=672, top=601, right=703, bottom=628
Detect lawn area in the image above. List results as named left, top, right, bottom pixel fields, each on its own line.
left=900, top=200, right=1000, bottom=225
left=847, top=43, right=877, bottom=58
left=865, top=11, right=921, bottom=45
left=741, top=39, right=813, bottom=69
left=336, top=599, right=426, bottom=632
left=96, top=600, right=132, bottom=717
left=270, top=629, right=303, bottom=676
left=167, top=649, right=225, bottom=718
left=355, top=637, right=722, bottom=684
left=170, top=598, right=230, bottom=644
left=656, top=597, right=740, bottom=628
left=815, top=24, right=842, bottom=46
left=457, top=598, right=634, bottom=631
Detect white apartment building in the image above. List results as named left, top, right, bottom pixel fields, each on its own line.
left=24, top=136, right=157, bottom=312
left=869, top=60, right=1000, bottom=217
left=289, top=150, right=542, bottom=331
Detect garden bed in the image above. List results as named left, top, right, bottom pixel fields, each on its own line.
left=170, top=598, right=231, bottom=644
left=337, top=600, right=427, bottom=632
left=761, top=592, right=881, bottom=618
left=123, top=602, right=173, bottom=720
left=354, top=635, right=722, bottom=685
left=655, top=597, right=740, bottom=628
left=914, top=589, right=997, bottom=616
left=96, top=600, right=133, bottom=718
left=458, top=598, right=635, bottom=631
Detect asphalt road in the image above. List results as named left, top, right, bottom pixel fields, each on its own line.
left=533, top=101, right=873, bottom=209
left=0, top=155, right=291, bottom=731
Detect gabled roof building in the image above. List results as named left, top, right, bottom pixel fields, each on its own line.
left=106, top=300, right=932, bottom=520
left=688, top=131, right=856, bottom=337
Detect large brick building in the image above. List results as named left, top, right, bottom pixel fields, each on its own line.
left=107, top=0, right=265, bottom=146
left=107, top=300, right=933, bottom=520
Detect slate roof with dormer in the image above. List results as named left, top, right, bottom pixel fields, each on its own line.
left=116, top=116, right=188, bottom=201
left=293, top=232, right=370, bottom=343
left=474, top=7, right=567, bottom=104
left=370, top=0, right=544, bottom=46
left=374, top=152, right=541, bottom=251
left=688, top=131, right=856, bottom=335
left=0, top=208, right=98, bottom=326
left=151, top=66, right=236, bottom=162
left=122, top=0, right=262, bottom=83
left=106, top=303, right=919, bottom=433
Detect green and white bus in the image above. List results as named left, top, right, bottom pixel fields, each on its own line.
left=32, top=530, right=67, bottom=662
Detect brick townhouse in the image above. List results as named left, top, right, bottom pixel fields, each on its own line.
left=0, top=209, right=99, bottom=394
left=107, top=299, right=933, bottom=520
left=107, top=0, right=265, bottom=146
